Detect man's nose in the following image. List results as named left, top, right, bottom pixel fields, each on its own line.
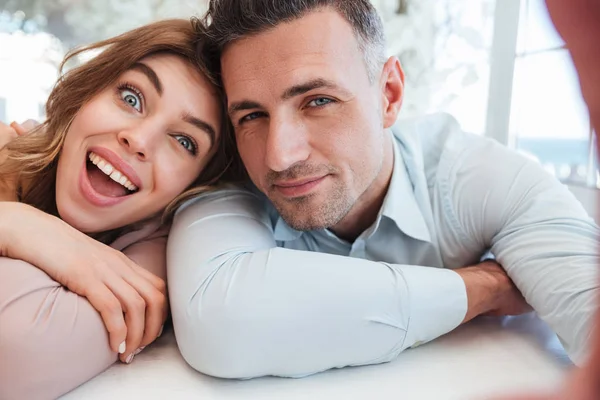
left=264, top=117, right=311, bottom=172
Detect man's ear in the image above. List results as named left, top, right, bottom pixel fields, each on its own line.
left=379, top=56, right=405, bottom=129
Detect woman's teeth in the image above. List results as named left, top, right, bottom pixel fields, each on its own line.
left=88, top=152, right=138, bottom=192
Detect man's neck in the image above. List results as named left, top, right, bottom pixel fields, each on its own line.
left=331, top=133, right=395, bottom=242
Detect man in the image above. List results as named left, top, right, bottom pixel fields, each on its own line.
left=167, top=0, right=599, bottom=379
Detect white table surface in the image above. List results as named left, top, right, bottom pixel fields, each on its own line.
left=61, top=314, right=570, bottom=400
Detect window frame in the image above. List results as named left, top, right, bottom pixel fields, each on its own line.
left=484, top=0, right=598, bottom=219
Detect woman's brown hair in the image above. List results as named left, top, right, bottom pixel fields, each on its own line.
left=0, top=18, right=239, bottom=243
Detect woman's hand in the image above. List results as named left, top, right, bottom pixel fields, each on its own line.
left=0, top=121, right=30, bottom=201
left=0, top=120, right=38, bottom=149
left=0, top=123, right=19, bottom=150
left=0, top=202, right=167, bottom=363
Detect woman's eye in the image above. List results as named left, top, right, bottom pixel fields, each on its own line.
left=174, top=135, right=197, bottom=155
left=308, top=98, right=334, bottom=107
left=120, top=89, right=142, bottom=112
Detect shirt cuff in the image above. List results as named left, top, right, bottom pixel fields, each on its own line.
left=395, top=265, right=467, bottom=349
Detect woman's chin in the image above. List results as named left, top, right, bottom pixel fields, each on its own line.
left=56, top=206, right=114, bottom=234
left=55, top=195, right=161, bottom=234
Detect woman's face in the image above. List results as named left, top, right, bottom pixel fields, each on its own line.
left=55, top=54, right=221, bottom=233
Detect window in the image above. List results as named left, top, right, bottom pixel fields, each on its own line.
left=511, top=0, right=595, bottom=188
left=374, top=0, right=597, bottom=219
left=376, top=0, right=497, bottom=135
left=0, top=97, right=6, bottom=123
left=0, top=3, right=205, bottom=126
left=0, top=10, right=64, bottom=125
left=484, top=0, right=598, bottom=220
left=487, top=0, right=596, bottom=188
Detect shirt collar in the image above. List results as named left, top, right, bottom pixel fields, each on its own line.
left=272, top=130, right=432, bottom=243
left=273, top=215, right=304, bottom=241
left=380, top=130, right=432, bottom=243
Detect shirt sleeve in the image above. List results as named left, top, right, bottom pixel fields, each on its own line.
left=167, top=188, right=467, bottom=379
left=441, top=135, right=600, bottom=365
left=0, top=257, right=117, bottom=400
left=0, top=221, right=167, bottom=400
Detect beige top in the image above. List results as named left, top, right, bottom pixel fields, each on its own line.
left=0, top=219, right=168, bottom=400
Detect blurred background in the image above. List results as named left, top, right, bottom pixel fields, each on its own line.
left=0, top=0, right=596, bottom=216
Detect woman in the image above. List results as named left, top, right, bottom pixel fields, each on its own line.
left=0, top=18, right=237, bottom=399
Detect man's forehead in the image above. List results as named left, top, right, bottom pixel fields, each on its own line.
left=220, top=13, right=365, bottom=93
left=220, top=9, right=362, bottom=69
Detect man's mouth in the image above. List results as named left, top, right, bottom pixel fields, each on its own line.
left=272, top=175, right=327, bottom=198
left=86, top=152, right=138, bottom=198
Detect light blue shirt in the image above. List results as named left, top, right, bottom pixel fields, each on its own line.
left=167, top=113, right=599, bottom=379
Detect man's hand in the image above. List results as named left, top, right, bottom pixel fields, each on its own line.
left=0, top=202, right=167, bottom=364
left=456, top=260, right=531, bottom=324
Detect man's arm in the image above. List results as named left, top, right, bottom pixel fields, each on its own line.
left=167, top=188, right=522, bottom=379
left=442, top=135, right=600, bottom=365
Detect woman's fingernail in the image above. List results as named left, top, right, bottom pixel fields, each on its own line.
left=158, top=325, right=164, bottom=338
left=125, top=353, right=135, bottom=364
left=134, top=346, right=145, bottom=356
left=118, top=341, right=126, bottom=354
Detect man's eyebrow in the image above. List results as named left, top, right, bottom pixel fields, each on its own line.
left=182, top=112, right=216, bottom=147
left=227, top=78, right=347, bottom=116
left=130, top=62, right=163, bottom=96
left=228, top=100, right=264, bottom=116
left=281, top=78, right=346, bottom=100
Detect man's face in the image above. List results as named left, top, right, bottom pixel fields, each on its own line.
left=222, top=9, right=401, bottom=231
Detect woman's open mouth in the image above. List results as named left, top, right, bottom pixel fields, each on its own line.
left=79, top=150, right=140, bottom=207
left=86, top=152, right=138, bottom=197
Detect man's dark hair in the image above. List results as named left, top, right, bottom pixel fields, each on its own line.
left=198, top=0, right=387, bottom=83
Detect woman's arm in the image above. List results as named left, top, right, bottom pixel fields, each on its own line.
left=0, top=202, right=167, bottom=358
left=0, top=225, right=168, bottom=399
left=121, top=235, right=170, bottom=342
left=123, top=235, right=168, bottom=281
left=0, top=257, right=117, bottom=400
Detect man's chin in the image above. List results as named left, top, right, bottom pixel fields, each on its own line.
left=275, top=201, right=344, bottom=232
left=281, top=215, right=329, bottom=232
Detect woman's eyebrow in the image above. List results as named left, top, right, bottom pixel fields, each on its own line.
left=182, top=112, right=216, bottom=148
left=130, top=62, right=163, bottom=96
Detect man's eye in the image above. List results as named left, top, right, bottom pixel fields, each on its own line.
left=307, top=98, right=334, bottom=107
left=239, top=112, right=264, bottom=124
